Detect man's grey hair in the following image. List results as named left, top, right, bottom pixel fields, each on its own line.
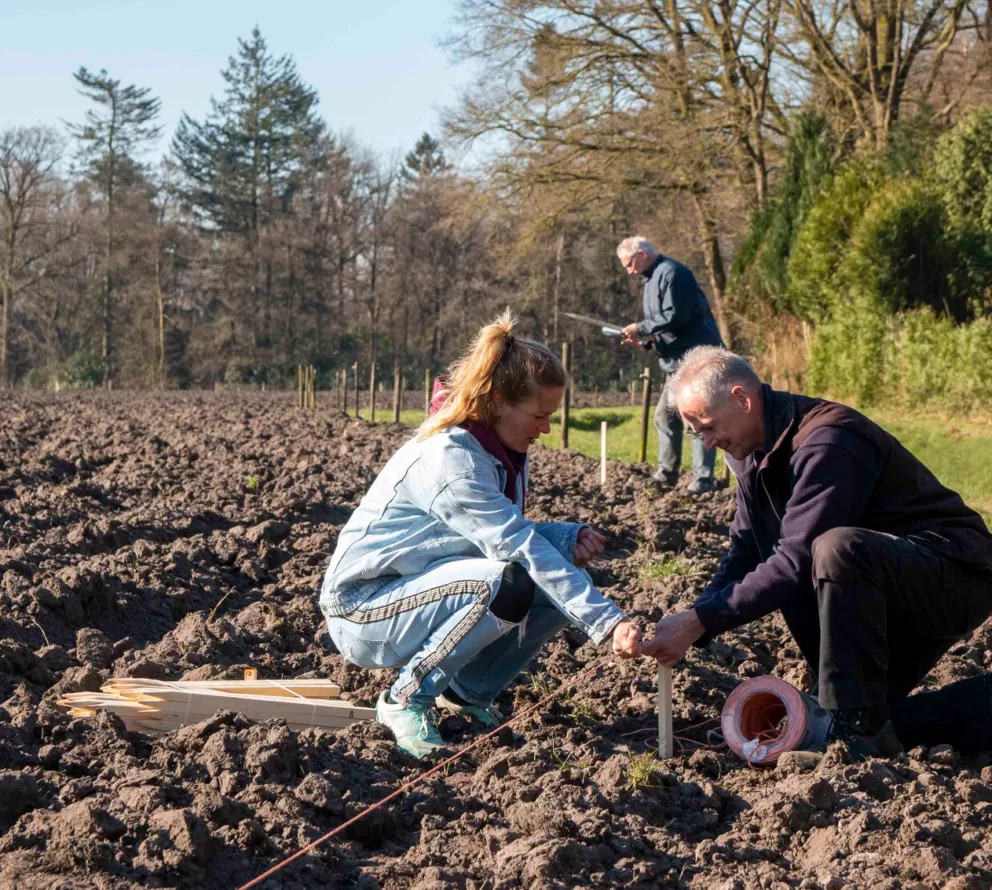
left=616, top=235, right=657, bottom=261
left=669, top=346, right=762, bottom=408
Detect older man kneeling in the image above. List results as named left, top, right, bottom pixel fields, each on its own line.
left=641, top=346, right=992, bottom=759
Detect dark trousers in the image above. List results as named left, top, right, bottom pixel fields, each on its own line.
left=783, top=527, right=992, bottom=750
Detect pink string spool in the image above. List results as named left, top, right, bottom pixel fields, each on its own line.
left=721, top=676, right=832, bottom=765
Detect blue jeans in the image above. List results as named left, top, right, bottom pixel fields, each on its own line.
left=325, top=556, right=570, bottom=707
left=655, top=370, right=716, bottom=481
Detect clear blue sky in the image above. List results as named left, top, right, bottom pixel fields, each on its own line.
left=1, top=0, right=474, bottom=161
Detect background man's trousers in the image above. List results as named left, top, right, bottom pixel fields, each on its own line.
left=655, top=369, right=716, bottom=482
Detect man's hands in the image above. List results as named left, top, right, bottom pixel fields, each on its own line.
left=572, top=527, right=607, bottom=567
left=640, top=609, right=705, bottom=667
left=611, top=620, right=642, bottom=659
left=620, top=323, right=640, bottom=346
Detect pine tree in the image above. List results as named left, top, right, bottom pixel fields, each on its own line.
left=402, top=133, right=449, bottom=182
left=172, top=27, right=323, bottom=349
left=67, top=67, right=161, bottom=372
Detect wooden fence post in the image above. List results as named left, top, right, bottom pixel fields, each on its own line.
left=560, top=342, right=570, bottom=450
left=639, top=367, right=653, bottom=463
left=393, top=362, right=402, bottom=423
left=352, top=362, right=359, bottom=419
left=369, top=365, right=376, bottom=423
left=310, top=365, right=317, bottom=411
left=600, top=421, right=607, bottom=487
left=424, top=369, right=431, bottom=416
left=297, top=364, right=303, bottom=409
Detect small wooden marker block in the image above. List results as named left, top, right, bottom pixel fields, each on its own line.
left=658, top=664, right=673, bottom=758
left=243, top=668, right=258, bottom=682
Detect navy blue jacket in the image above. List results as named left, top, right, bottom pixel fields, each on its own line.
left=694, top=387, right=992, bottom=641
left=635, top=255, right=723, bottom=372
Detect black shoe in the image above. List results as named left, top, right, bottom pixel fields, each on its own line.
left=651, top=469, right=680, bottom=488
left=826, top=706, right=904, bottom=761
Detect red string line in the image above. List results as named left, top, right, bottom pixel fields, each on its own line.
left=235, top=658, right=610, bottom=890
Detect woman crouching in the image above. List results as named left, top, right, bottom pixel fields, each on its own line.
left=319, top=311, right=641, bottom=756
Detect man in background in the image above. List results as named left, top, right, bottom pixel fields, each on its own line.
left=617, top=236, right=724, bottom=494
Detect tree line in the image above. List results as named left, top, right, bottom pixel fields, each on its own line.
left=2, top=6, right=991, bottom=393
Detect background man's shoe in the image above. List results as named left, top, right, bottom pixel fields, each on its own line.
left=375, top=690, right=445, bottom=758
left=651, top=469, right=680, bottom=488
left=688, top=477, right=716, bottom=495
left=436, top=692, right=503, bottom=727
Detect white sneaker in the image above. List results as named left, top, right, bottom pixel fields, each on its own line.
left=375, top=691, right=445, bottom=758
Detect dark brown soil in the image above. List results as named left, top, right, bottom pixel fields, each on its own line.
left=0, top=392, right=990, bottom=890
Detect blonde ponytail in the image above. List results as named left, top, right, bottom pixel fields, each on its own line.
left=418, top=309, right=566, bottom=439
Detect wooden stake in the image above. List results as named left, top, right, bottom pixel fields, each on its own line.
left=369, top=364, right=376, bottom=423
left=392, top=361, right=401, bottom=423
left=639, top=367, right=653, bottom=463
left=560, top=342, right=570, bottom=450
left=600, top=421, right=608, bottom=486
left=425, top=368, right=431, bottom=416
left=352, top=362, right=359, bottom=418
left=297, top=364, right=303, bottom=409
left=658, top=664, right=673, bottom=758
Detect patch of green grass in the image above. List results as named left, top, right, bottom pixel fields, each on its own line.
left=640, top=554, right=692, bottom=580
left=624, top=749, right=660, bottom=791
left=526, top=670, right=558, bottom=699
left=864, top=408, right=992, bottom=525
left=549, top=737, right=591, bottom=773
left=562, top=693, right=598, bottom=727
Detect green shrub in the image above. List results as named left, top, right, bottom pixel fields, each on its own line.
left=809, top=307, right=992, bottom=413
left=731, top=112, right=834, bottom=313
left=787, top=160, right=888, bottom=322
left=807, top=295, right=889, bottom=406
left=835, top=178, right=958, bottom=316
left=932, top=106, right=992, bottom=235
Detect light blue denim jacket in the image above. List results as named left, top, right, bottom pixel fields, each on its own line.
left=319, top=427, right=626, bottom=645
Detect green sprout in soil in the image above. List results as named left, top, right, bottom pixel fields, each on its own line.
left=640, top=554, right=692, bottom=580
left=624, top=749, right=660, bottom=791
left=245, top=475, right=261, bottom=493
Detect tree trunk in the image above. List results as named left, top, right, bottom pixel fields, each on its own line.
left=155, top=247, right=166, bottom=389
left=0, top=276, right=10, bottom=390
left=103, top=162, right=115, bottom=371
left=689, top=190, right=733, bottom=350
left=552, top=226, right=564, bottom=344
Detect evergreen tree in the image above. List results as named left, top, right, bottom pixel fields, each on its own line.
left=172, top=27, right=323, bottom=350
left=172, top=27, right=323, bottom=235
left=67, top=67, right=161, bottom=369
left=401, top=133, right=449, bottom=182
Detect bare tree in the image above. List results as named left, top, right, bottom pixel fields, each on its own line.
left=784, top=0, right=984, bottom=148
left=0, top=127, right=65, bottom=387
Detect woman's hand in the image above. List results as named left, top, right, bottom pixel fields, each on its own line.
left=611, top=620, right=642, bottom=659
left=572, top=527, right=607, bottom=567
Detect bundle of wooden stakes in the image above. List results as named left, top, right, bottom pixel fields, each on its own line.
left=58, top=677, right=376, bottom=734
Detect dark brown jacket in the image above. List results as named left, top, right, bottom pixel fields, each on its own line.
left=694, top=386, right=992, bottom=639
